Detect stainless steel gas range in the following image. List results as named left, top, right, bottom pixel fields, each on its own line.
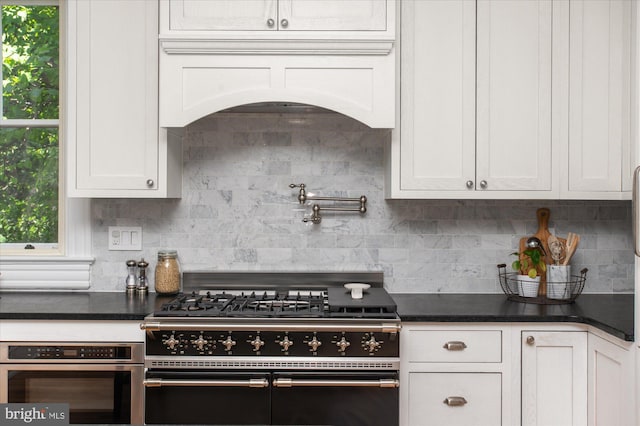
left=141, top=272, right=400, bottom=426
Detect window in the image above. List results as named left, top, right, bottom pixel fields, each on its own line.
left=1, top=0, right=60, bottom=252
left=0, top=0, right=92, bottom=289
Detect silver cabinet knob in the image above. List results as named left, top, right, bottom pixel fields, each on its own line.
left=280, top=18, right=289, bottom=28
left=526, top=336, right=535, bottom=345
left=146, top=179, right=154, bottom=187
left=466, top=180, right=474, bottom=189
left=267, top=18, right=275, bottom=28
left=479, top=180, right=488, bottom=189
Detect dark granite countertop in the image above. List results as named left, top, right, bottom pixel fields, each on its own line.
left=392, top=293, right=634, bottom=342
left=0, top=292, right=173, bottom=320
left=0, top=292, right=633, bottom=342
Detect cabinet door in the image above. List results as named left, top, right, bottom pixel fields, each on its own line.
left=521, top=331, right=587, bottom=426
left=476, top=0, right=553, bottom=192
left=279, top=0, right=387, bottom=31
left=567, top=0, right=631, bottom=193
left=587, top=334, right=634, bottom=426
left=72, top=0, right=158, bottom=192
left=168, top=0, right=276, bottom=31
left=398, top=0, right=476, bottom=191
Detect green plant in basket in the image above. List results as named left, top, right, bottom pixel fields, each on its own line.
left=511, top=249, right=546, bottom=278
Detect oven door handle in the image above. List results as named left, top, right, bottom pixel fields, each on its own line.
left=144, top=378, right=269, bottom=388
left=272, top=378, right=399, bottom=388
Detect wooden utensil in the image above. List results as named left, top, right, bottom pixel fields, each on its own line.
left=533, top=208, right=551, bottom=297
left=562, top=232, right=580, bottom=265
left=533, top=208, right=551, bottom=264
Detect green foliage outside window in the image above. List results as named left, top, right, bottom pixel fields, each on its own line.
left=0, top=4, right=59, bottom=244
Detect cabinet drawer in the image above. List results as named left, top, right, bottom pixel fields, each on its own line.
left=406, top=330, right=502, bottom=363
left=408, top=372, right=502, bottom=426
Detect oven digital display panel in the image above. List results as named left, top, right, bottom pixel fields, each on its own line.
left=8, top=345, right=132, bottom=360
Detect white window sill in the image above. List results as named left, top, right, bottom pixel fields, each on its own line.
left=0, top=256, right=94, bottom=290
left=0, top=199, right=93, bottom=290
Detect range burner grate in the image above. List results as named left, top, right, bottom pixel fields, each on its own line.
left=156, top=290, right=329, bottom=318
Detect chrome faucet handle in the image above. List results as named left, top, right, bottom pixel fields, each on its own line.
left=289, top=183, right=307, bottom=204
left=302, top=204, right=322, bottom=224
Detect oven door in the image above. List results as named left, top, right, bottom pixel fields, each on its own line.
left=144, top=370, right=271, bottom=425
left=272, top=371, right=399, bottom=426
left=0, top=364, right=143, bottom=425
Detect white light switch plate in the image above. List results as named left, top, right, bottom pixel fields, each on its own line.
left=108, top=226, right=142, bottom=251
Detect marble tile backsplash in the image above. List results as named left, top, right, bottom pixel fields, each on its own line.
left=91, top=112, right=633, bottom=293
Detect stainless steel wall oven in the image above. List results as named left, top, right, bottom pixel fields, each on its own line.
left=0, top=342, right=144, bottom=425
left=142, top=272, right=401, bottom=426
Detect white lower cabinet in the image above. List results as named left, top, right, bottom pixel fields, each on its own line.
left=400, top=325, right=510, bottom=426
left=521, top=330, right=588, bottom=426
left=587, top=332, right=634, bottom=426
left=408, top=372, right=502, bottom=426
left=401, top=324, right=634, bottom=426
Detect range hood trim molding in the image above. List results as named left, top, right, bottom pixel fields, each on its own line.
left=162, top=91, right=395, bottom=130
left=160, top=39, right=394, bottom=56
left=160, top=52, right=396, bottom=129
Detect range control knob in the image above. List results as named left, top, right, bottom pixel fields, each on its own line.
left=191, top=334, right=208, bottom=351
left=222, top=336, right=236, bottom=352
left=307, top=336, right=322, bottom=352
left=279, top=336, right=294, bottom=352
left=163, top=334, right=179, bottom=350
left=336, top=337, right=351, bottom=353
left=365, top=335, right=382, bottom=353
left=250, top=335, right=265, bottom=352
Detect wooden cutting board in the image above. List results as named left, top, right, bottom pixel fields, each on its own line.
left=518, top=208, right=570, bottom=297
left=518, top=208, right=552, bottom=297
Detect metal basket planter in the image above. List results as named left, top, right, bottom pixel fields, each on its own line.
left=497, top=264, right=587, bottom=304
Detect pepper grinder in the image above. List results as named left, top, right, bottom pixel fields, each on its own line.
left=125, top=260, right=138, bottom=294
left=137, top=258, right=149, bottom=294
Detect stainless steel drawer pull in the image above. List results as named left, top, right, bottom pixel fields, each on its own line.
left=443, top=341, right=467, bottom=351
left=144, top=378, right=269, bottom=388
left=443, top=396, right=468, bottom=407
left=272, top=378, right=399, bottom=388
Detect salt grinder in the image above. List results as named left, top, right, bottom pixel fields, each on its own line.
left=125, top=260, right=138, bottom=294
left=137, top=258, right=149, bottom=294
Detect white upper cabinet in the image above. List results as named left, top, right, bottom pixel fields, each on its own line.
left=167, top=0, right=276, bottom=31
left=397, top=0, right=476, bottom=192
left=167, top=0, right=387, bottom=32
left=387, top=0, right=632, bottom=200
left=476, top=0, right=553, bottom=193
left=565, top=0, right=632, bottom=196
left=388, top=0, right=556, bottom=199
left=66, top=0, right=182, bottom=198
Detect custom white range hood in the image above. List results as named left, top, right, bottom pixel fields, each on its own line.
left=158, top=0, right=396, bottom=129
